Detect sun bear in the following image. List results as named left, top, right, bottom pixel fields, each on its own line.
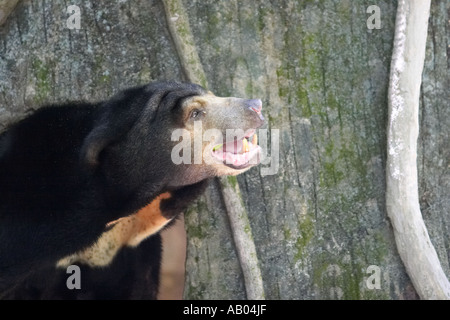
left=0, top=81, right=264, bottom=299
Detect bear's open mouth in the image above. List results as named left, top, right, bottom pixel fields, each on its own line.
left=211, top=129, right=261, bottom=170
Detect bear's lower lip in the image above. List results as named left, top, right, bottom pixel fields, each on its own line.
left=211, top=133, right=261, bottom=169
left=223, top=156, right=260, bottom=170
left=211, top=146, right=262, bottom=169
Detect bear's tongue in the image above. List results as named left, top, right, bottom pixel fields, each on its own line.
left=220, top=133, right=257, bottom=154
left=222, top=139, right=242, bottom=154
left=212, top=134, right=259, bottom=167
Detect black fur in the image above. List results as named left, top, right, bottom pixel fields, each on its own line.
left=2, top=234, right=162, bottom=300
left=0, top=81, right=209, bottom=299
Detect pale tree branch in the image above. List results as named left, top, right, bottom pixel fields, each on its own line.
left=386, top=0, right=450, bottom=300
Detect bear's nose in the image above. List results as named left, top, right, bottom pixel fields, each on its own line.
left=245, top=99, right=262, bottom=113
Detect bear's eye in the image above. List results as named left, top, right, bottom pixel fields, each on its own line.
left=190, top=109, right=205, bottom=120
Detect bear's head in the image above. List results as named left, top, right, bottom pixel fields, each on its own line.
left=81, top=81, right=265, bottom=193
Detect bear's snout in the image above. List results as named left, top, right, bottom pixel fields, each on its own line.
left=244, top=99, right=262, bottom=113
left=243, top=98, right=265, bottom=126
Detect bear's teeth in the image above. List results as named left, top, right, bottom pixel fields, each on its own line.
left=252, top=134, right=258, bottom=146
left=242, top=138, right=249, bottom=154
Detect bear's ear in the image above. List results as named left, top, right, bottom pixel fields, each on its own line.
left=80, top=122, right=115, bottom=167
left=80, top=96, right=145, bottom=168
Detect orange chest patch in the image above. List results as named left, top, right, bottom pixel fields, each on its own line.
left=135, top=191, right=172, bottom=227
left=108, top=192, right=174, bottom=247
left=57, top=192, right=174, bottom=268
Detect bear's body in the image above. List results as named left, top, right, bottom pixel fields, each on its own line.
left=0, top=81, right=264, bottom=299
left=3, top=234, right=162, bottom=299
